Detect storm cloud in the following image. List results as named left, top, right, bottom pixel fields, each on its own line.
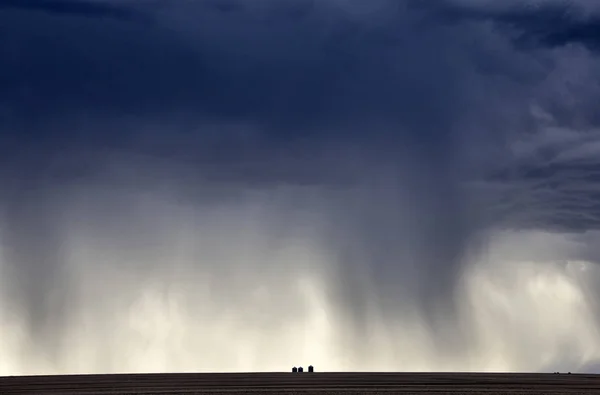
left=1, top=0, right=600, bottom=374
left=0, top=0, right=137, bottom=19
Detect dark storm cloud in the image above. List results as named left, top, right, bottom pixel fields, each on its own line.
left=414, top=0, right=600, bottom=236
left=484, top=160, right=600, bottom=232
left=0, top=0, right=494, bottom=192
left=2, top=0, right=600, bottom=370
left=0, top=0, right=507, bottom=142
left=413, top=0, right=600, bottom=52
left=2, top=0, right=598, bottom=128
left=0, top=0, right=137, bottom=20
left=508, top=8, right=600, bottom=51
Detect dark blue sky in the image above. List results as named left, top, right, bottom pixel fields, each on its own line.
left=3, top=0, right=599, bottom=145
left=2, top=0, right=599, bottom=222
left=2, top=0, right=600, bottom=373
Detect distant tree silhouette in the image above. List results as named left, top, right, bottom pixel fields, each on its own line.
left=292, top=367, right=298, bottom=373
left=308, top=365, right=314, bottom=372
left=298, top=367, right=304, bottom=372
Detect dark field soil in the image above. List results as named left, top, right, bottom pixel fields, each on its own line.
left=1, top=372, right=598, bottom=394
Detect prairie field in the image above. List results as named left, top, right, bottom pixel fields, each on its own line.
left=1, top=372, right=598, bottom=394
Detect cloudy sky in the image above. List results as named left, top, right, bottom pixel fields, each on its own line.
left=1, top=0, right=600, bottom=374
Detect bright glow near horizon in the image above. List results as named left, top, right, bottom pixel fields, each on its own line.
left=2, top=197, right=599, bottom=375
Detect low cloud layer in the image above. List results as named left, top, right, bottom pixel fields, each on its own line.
left=1, top=0, right=600, bottom=374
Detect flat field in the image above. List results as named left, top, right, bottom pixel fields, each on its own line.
left=1, top=372, right=598, bottom=394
